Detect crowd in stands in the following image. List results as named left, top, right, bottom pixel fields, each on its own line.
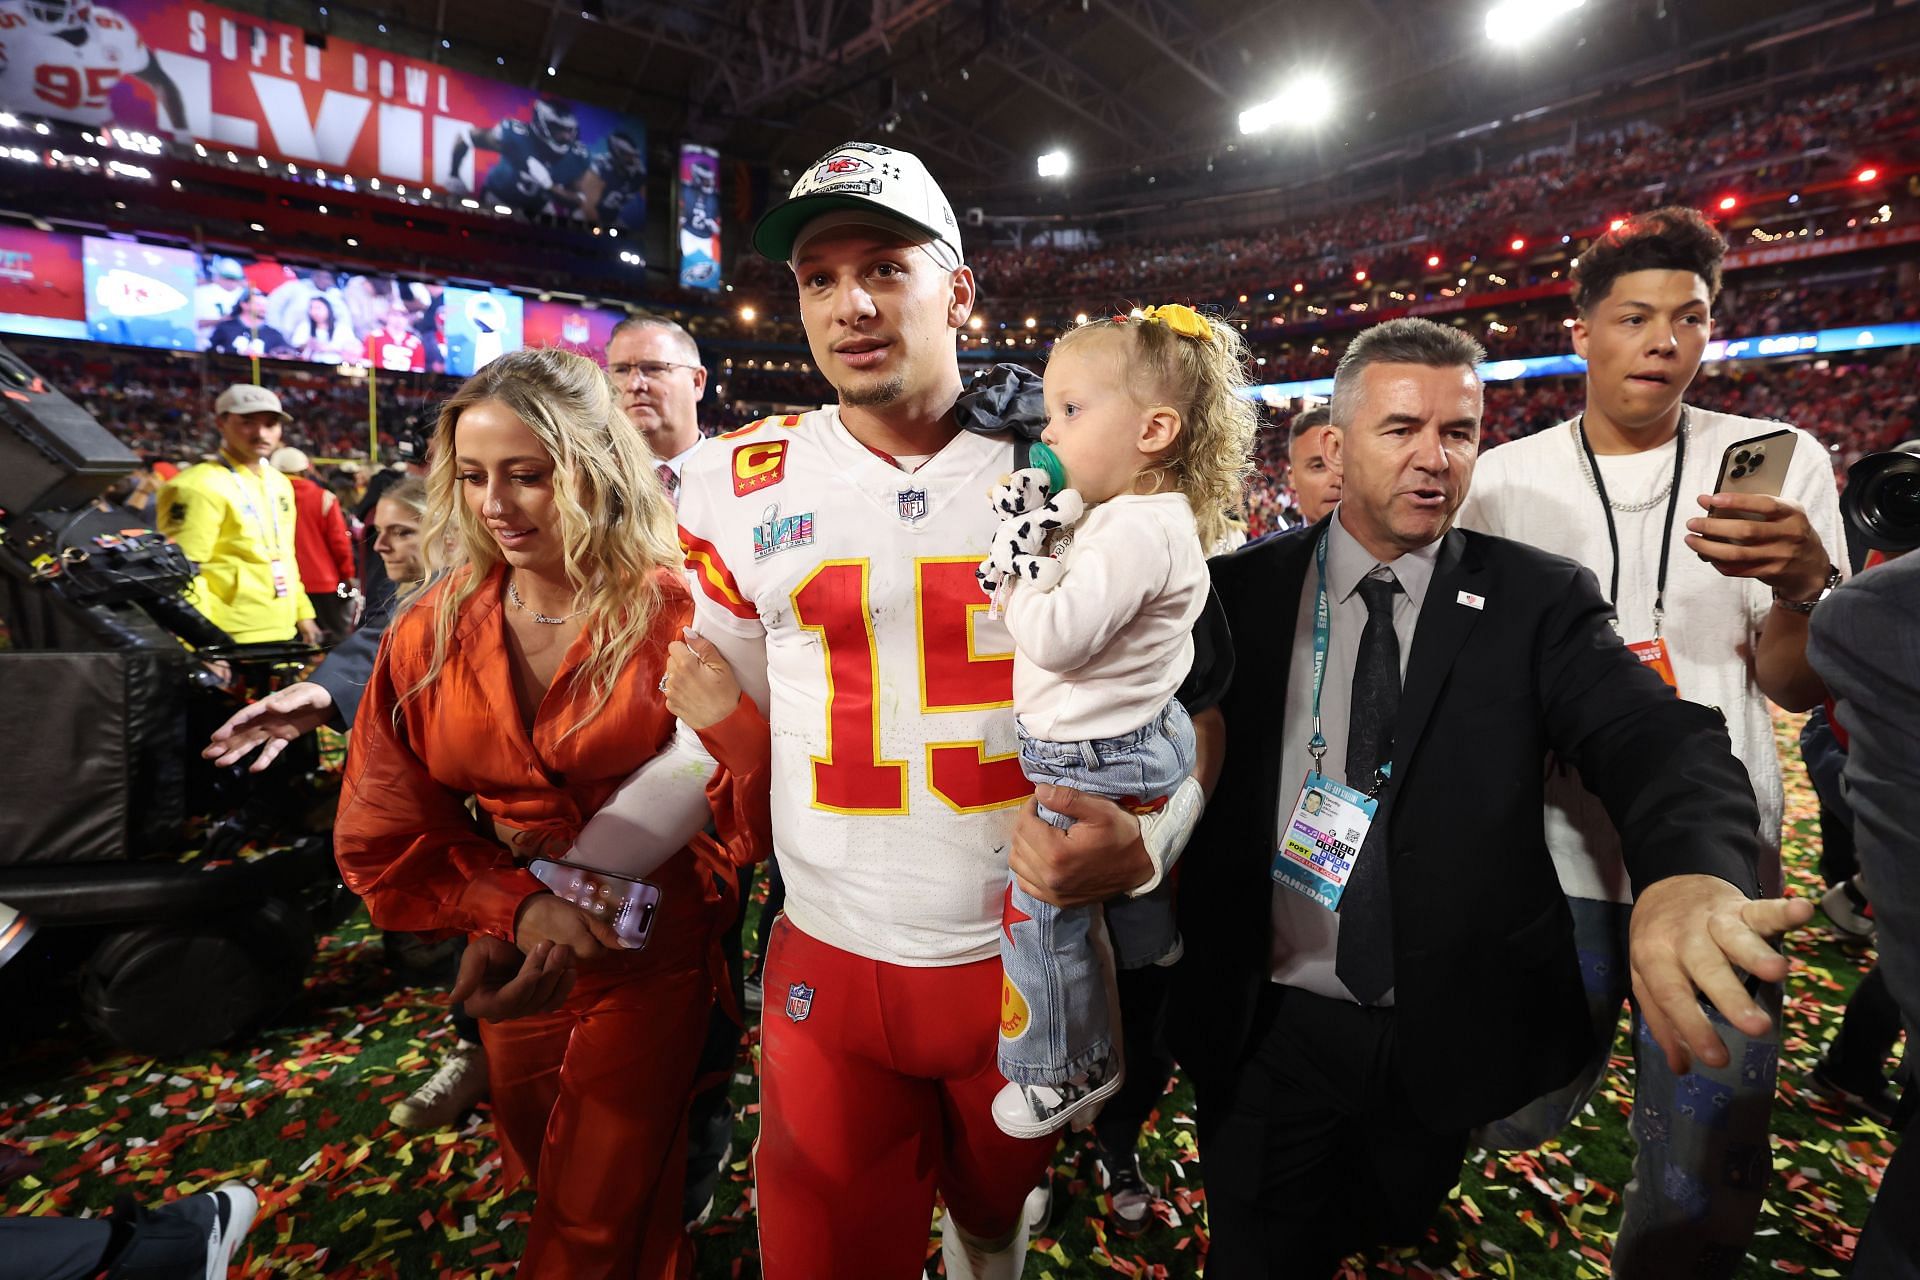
left=947, top=64, right=1920, bottom=308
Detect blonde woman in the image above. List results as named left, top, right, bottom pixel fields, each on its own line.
left=333, top=347, right=768, bottom=1278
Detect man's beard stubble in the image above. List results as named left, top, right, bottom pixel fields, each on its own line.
left=839, top=373, right=908, bottom=408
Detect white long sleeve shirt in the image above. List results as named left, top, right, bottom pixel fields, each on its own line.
left=1004, top=493, right=1207, bottom=742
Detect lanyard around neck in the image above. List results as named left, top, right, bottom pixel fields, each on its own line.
left=217, top=454, right=285, bottom=556
left=1576, top=409, right=1688, bottom=638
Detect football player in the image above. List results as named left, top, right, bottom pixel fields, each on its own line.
left=577, top=128, right=644, bottom=227
left=0, top=0, right=185, bottom=131
left=446, top=98, right=590, bottom=219
left=560, top=142, right=1220, bottom=1278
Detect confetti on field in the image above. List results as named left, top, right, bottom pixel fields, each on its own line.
left=0, top=712, right=1894, bottom=1276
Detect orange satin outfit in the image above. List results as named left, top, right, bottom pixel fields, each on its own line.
left=334, top=563, right=770, bottom=1279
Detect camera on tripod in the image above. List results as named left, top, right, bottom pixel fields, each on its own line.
left=1842, top=444, right=1920, bottom=555
left=0, top=341, right=347, bottom=1056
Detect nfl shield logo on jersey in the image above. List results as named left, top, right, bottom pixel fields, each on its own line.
left=785, top=981, right=815, bottom=1023
left=897, top=488, right=928, bottom=523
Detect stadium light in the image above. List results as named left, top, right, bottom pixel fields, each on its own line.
left=1856, top=166, right=1879, bottom=182
left=739, top=306, right=757, bottom=322
left=1717, top=195, right=1738, bottom=211
left=1485, top=0, right=1584, bottom=46
left=1609, top=218, right=1625, bottom=230
left=1025, top=317, right=1037, bottom=329
left=1036, top=150, right=1070, bottom=178
left=1074, top=312, right=1089, bottom=324
left=0, top=113, right=16, bottom=129
left=1292, top=282, right=1305, bottom=293
left=1354, top=269, right=1368, bottom=282
left=1510, top=237, right=1526, bottom=252
left=968, top=316, right=984, bottom=330
left=1239, top=71, right=1335, bottom=135
left=1426, top=254, right=1441, bottom=268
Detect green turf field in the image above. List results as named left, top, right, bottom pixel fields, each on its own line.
left=0, top=713, right=1898, bottom=1276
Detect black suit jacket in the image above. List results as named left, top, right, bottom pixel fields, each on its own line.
left=1169, top=519, right=1763, bottom=1131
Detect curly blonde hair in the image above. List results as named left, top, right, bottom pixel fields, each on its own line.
left=1050, top=311, right=1259, bottom=550
left=402, top=346, right=681, bottom=738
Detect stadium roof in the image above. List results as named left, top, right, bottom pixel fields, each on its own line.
left=278, top=0, right=1901, bottom=211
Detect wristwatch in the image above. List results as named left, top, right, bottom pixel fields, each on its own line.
left=1773, top=565, right=1842, bottom=614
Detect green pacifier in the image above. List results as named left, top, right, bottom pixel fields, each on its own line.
left=1027, top=441, right=1069, bottom=493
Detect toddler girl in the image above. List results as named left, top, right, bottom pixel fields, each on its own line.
left=978, top=303, right=1256, bottom=1137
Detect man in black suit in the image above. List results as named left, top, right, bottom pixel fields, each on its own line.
left=1169, top=317, right=1813, bottom=1277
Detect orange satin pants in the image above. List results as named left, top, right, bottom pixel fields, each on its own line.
left=478, top=856, right=720, bottom=1280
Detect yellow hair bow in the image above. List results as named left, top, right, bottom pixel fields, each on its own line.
left=1137, top=304, right=1214, bottom=341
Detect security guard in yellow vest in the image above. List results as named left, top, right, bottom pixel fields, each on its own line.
left=157, top=385, right=323, bottom=645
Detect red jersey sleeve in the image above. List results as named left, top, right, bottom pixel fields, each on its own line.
left=321, top=490, right=356, bottom=583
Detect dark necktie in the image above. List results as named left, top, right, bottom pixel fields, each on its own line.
left=656, top=463, right=680, bottom=510
left=1337, top=572, right=1401, bottom=1004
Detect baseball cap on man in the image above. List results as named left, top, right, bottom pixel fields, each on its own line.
left=752, top=142, right=964, bottom=270
left=214, top=384, right=292, bottom=422
left=269, top=446, right=310, bottom=474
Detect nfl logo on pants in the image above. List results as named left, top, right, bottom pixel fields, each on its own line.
left=785, top=981, right=814, bottom=1023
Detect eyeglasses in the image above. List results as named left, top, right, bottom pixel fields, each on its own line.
left=608, top=361, right=699, bottom=382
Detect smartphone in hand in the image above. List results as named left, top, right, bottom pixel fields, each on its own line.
left=1712, top=429, right=1797, bottom=521
left=528, top=857, right=661, bottom=950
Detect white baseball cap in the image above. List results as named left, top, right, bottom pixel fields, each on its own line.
left=269, top=446, right=310, bottom=474
left=214, top=384, right=291, bottom=422
left=753, top=141, right=964, bottom=269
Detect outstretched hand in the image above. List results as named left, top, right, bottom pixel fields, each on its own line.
left=203, top=681, right=334, bottom=771
left=1629, top=874, right=1815, bottom=1074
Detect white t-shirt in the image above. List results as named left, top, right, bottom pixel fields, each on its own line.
left=1458, top=408, right=1848, bottom=901
left=676, top=407, right=1029, bottom=966
left=1003, top=493, right=1205, bottom=742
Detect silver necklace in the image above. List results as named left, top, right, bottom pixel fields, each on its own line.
left=1572, top=409, right=1690, bottom=513
left=507, top=576, right=585, bottom=624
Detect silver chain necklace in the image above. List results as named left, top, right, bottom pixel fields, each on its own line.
left=1572, top=409, right=1691, bottom=513
left=507, top=575, right=586, bottom=624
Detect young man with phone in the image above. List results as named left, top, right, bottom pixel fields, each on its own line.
left=1456, top=205, right=1844, bottom=1280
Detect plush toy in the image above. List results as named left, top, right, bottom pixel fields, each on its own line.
left=978, top=466, right=1087, bottom=602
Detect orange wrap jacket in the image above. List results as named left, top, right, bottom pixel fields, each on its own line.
left=333, top=564, right=770, bottom=944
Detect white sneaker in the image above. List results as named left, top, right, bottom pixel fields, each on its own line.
left=115, top=1180, right=258, bottom=1280
left=1093, top=1141, right=1157, bottom=1237
left=939, top=1207, right=1032, bottom=1280
left=991, top=1055, right=1123, bottom=1139
left=1822, top=876, right=1875, bottom=944
left=389, top=1039, right=488, bottom=1131
left=1022, top=1169, right=1053, bottom=1232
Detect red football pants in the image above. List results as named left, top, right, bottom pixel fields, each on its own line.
left=479, top=857, right=719, bottom=1280
left=754, top=915, right=1056, bottom=1278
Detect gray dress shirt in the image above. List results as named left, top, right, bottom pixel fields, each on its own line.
left=1269, top=509, right=1439, bottom=1002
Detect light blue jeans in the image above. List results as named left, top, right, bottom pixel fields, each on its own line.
left=1473, top=895, right=1781, bottom=1279
left=999, top=699, right=1194, bottom=1085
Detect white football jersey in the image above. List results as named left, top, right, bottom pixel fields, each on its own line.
left=0, top=2, right=148, bottom=126
left=678, top=408, right=1027, bottom=967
